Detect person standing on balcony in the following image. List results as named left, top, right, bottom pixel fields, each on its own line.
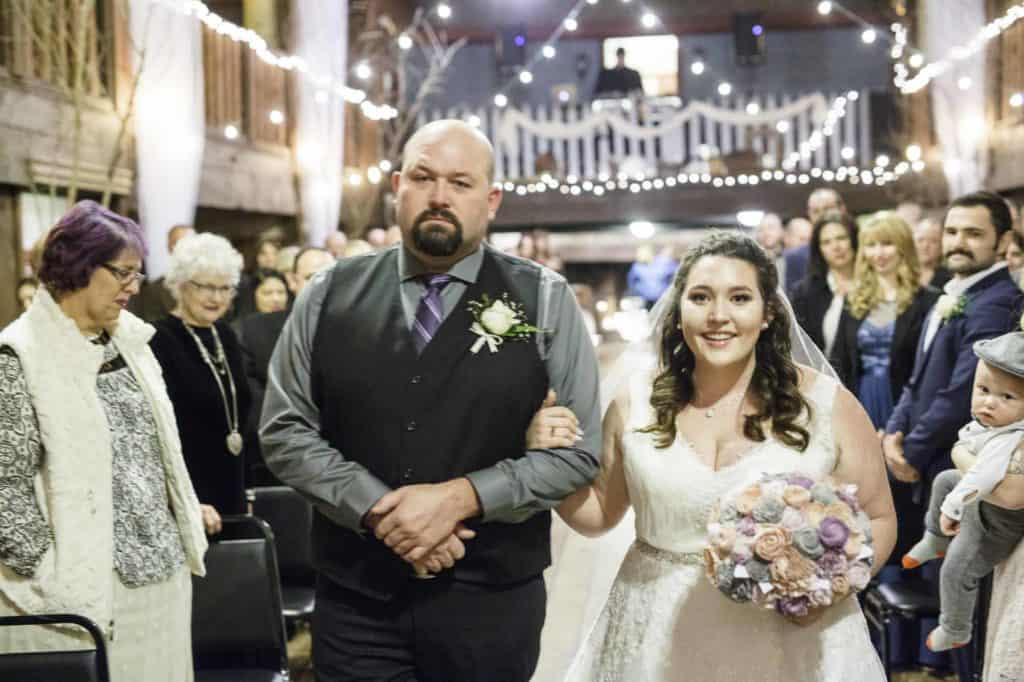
left=594, top=47, right=644, bottom=98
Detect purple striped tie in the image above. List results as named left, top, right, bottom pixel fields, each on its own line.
left=412, top=274, right=452, bottom=354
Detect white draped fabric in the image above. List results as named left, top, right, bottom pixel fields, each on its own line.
left=291, top=0, right=347, bottom=247
left=496, top=94, right=828, bottom=154
left=924, top=0, right=988, bottom=196
left=984, top=522, right=1024, bottom=680
left=130, top=0, right=205, bottom=278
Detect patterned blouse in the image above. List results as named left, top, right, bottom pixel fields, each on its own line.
left=0, top=339, right=185, bottom=586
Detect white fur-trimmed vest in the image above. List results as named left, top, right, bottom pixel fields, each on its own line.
left=0, top=288, right=207, bottom=639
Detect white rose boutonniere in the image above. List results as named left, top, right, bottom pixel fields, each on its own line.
left=935, top=293, right=967, bottom=322
left=468, top=293, right=545, bottom=354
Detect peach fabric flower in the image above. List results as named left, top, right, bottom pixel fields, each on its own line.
left=804, top=501, right=827, bottom=526
left=782, top=485, right=812, bottom=508
left=770, top=547, right=817, bottom=594
left=825, top=502, right=856, bottom=526
left=753, top=525, right=792, bottom=561
left=734, top=484, right=762, bottom=515
left=843, top=533, right=864, bottom=558
left=831, top=574, right=851, bottom=598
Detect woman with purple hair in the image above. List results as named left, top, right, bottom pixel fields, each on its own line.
left=0, top=200, right=208, bottom=680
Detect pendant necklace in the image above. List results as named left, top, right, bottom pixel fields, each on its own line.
left=182, top=321, right=243, bottom=456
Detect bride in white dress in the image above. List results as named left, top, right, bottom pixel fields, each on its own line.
left=534, top=232, right=896, bottom=681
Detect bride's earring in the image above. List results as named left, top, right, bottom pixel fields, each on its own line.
left=761, top=322, right=769, bottom=330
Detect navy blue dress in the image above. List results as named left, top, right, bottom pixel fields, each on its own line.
left=855, top=319, right=896, bottom=429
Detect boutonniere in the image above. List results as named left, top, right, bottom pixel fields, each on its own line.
left=467, top=293, right=544, bottom=354
left=935, top=293, right=967, bottom=322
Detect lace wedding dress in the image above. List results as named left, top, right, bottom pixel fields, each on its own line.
left=565, top=371, right=885, bottom=681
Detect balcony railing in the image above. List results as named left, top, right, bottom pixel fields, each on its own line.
left=418, top=90, right=876, bottom=182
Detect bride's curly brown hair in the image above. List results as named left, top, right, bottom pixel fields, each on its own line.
left=639, top=231, right=812, bottom=451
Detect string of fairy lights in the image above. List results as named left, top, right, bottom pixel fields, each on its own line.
left=162, top=0, right=1018, bottom=190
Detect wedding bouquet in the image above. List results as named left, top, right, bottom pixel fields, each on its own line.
left=703, top=473, right=875, bottom=618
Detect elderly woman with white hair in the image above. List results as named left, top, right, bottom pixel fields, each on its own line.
left=151, top=232, right=251, bottom=534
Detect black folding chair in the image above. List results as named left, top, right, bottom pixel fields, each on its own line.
left=251, top=486, right=316, bottom=628
left=0, top=613, right=110, bottom=682
left=192, top=515, right=290, bottom=681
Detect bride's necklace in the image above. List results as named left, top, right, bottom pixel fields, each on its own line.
left=692, top=369, right=754, bottom=419
left=182, top=320, right=243, bottom=456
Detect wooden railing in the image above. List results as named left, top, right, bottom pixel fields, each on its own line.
left=202, top=28, right=288, bottom=147
left=419, top=90, right=876, bottom=181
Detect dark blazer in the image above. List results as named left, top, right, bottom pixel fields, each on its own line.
left=790, top=274, right=836, bottom=352
left=783, top=244, right=810, bottom=294
left=239, top=310, right=289, bottom=487
left=830, top=286, right=940, bottom=403
left=886, top=268, right=1024, bottom=486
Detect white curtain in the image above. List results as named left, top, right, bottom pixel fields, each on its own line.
left=924, top=0, right=988, bottom=196
left=130, top=0, right=205, bottom=278
left=292, top=0, right=347, bottom=247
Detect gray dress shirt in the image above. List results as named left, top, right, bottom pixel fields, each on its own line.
left=260, top=244, right=602, bottom=531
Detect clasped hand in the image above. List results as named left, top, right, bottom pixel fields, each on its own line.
left=365, top=480, right=478, bottom=574
left=881, top=431, right=920, bottom=483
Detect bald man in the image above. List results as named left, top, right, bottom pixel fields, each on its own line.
left=261, top=120, right=601, bottom=681
left=128, top=223, right=195, bottom=321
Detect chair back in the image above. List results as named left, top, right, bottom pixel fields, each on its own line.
left=0, top=613, right=109, bottom=682
left=251, top=486, right=315, bottom=583
left=191, top=515, right=288, bottom=674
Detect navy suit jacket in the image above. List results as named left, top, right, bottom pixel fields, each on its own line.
left=783, top=244, right=810, bottom=294
left=886, top=267, right=1023, bottom=486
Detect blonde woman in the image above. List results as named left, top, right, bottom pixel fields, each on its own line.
left=831, top=212, right=939, bottom=430
left=830, top=211, right=940, bottom=667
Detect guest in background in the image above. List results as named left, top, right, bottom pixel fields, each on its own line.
left=517, top=231, right=538, bottom=260
left=627, top=244, right=678, bottom=309
left=151, top=233, right=251, bottom=532
left=0, top=201, right=206, bottom=680
left=255, top=234, right=281, bottom=270
left=240, top=246, right=334, bottom=487
left=791, top=210, right=858, bottom=357
left=782, top=217, right=814, bottom=293
left=593, top=47, right=644, bottom=97
left=16, top=277, right=37, bottom=313
left=128, top=223, right=194, bottom=322
left=915, top=217, right=952, bottom=289
left=251, top=268, right=289, bottom=315
left=830, top=214, right=940, bottom=667
left=896, top=201, right=924, bottom=228
left=233, top=233, right=284, bottom=321
left=343, top=239, right=375, bottom=258
left=325, top=230, right=349, bottom=260
left=753, top=212, right=784, bottom=259
left=832, top=212, right=939, bottom=429
left=366, top=227, right=389, bottom=250
left=1001, top=229, right=1024, bottom=276
left=274, top=245, right=300, bottom=278
left=807, top=187, right=846, bottom=224
left=884, top=190, right=1024, bottom=678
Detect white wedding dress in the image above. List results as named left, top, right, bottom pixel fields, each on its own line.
left=565, top=370, right=885, bottom=681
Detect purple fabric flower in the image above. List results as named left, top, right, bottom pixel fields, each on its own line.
left=737, top=516, right=757, bottom=536
left=818, top=516, right=850, bottom=549
left=836, top=490, right=860, bottom=512
left=776, top=595, right=810, bottom=617
left=818, top=550, right=849, bottom=577
left=787, top=475, right=815, bottom=489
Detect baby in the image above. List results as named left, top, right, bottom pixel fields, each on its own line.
left=902, top=331, right=1024, bottom=652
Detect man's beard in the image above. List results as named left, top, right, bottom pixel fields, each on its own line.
left=411, top=209, right=463, bottom=257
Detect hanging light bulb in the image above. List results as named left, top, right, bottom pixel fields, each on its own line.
left=690, top=60, right=705, bottom=75
left=817, top=1, right=832, bottom=15
left=861, top=28, right=877, bottom=44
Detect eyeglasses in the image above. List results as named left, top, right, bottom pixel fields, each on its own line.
left=100, top=263, right=145, bottom=287
left=187, top=281, right=237, bottom=298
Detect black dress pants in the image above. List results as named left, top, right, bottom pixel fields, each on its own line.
left=312, top=572, right=546, bottom=682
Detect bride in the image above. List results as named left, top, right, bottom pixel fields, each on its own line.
left=532, top=231, right=896, bottom=680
